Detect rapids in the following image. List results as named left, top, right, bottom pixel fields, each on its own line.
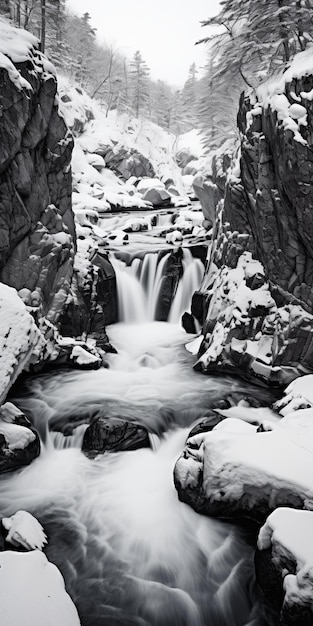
left=2, top=240, right=278, bottom=626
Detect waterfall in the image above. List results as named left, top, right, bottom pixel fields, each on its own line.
left=111, top=248, right=204, bottom=324
left=4, top=233, right=277, bottom=626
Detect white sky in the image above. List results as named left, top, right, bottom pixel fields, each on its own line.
left=67, top=0, right=221, bottom=87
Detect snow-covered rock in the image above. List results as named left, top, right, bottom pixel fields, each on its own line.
left=166, top=230, right=183, bottom=246
left=2, top=510, right=47, bottom=551
left=256, top=507, right=313, bottom=625
left=0, top=402, right=40, bottom=473
left=174, top=406, right=313, bottom=522
left=0, top=284, right=45, bottom=404
left=0, top=550, right=81, bottom=626
left=195, top=245, right=313, bottom=385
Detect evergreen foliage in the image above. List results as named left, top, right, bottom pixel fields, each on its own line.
left=198, top=0, right=313, bottom=152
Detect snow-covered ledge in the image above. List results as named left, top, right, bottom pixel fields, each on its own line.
left=0, top=283, right=45, bottom=404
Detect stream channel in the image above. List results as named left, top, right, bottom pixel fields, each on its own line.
left=2, top=207, right=278, bottom=626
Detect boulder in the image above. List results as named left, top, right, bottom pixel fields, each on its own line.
left=0, top=402, right=40, bottom=473
left=174, top=407, right=313, bottom=523
left=82, top=415, right=151, bottom=458
left=256, top=508, right=313, bottom=625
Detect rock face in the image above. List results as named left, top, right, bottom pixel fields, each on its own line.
left=82, top=415, right=151, bottom=457
left=195, top=49, right=313, bottom=385
left=0, top=20, right=75, bottom=326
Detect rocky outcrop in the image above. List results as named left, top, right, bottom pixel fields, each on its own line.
left=82, top=415, right=151, bottom=458
left=195, top=49, right=313, bottom=386
left=0, top=21, right=74, bottom=327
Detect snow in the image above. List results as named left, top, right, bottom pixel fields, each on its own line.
left=57, top=75, right=190, bottom=221
left=0, top=419, right=35, bottom=451
left=0, top=282, right=45, bottom=404
left=71, top=345, right=101, bottom=367
left=254, top=46, right=313, bottom=145
left=176, top=402, right=313, bottom=518
left=0, top=18, right=56, bottom=91
left=258, top=508, right=313, bottom=615
left=0, top=550, right=81, bottom=626
left=2, top=510, right=47, bottom=550
left=274, top=374, right=313, bottom=415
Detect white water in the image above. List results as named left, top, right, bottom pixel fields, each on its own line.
left=111, top=248, right=204, bottom=324
left=5, top=322, right=277, bottom=626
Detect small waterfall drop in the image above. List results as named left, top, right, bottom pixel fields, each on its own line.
left=111, top=248, right=204, bottom=323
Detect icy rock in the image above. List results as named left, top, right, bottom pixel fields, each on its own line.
left=0, top=402, right=40, bottom=473
left=256, top=508, right=313, bottom=625
left=2, top=510, right=47, bottom=551
left=174, top=408, right=313, bottom=522
left=0, top=550, right=81, bottom=626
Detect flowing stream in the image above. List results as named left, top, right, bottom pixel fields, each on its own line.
left=2, top=248, right=278, bottom=626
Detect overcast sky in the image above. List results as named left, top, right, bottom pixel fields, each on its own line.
left=67, top=0, right=221, bottom=86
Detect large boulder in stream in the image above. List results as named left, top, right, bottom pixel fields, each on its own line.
left=82, top=415, right=151, bottom=458
left=174, top=402, right=313, bottom=523
left=0, top=402, right=40, bottom=473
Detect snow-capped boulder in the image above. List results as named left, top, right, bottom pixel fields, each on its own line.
left=0, top=550, right=81, bottom=626
left=256, top=508, right=313, bottom=625
left=166, top=230, right=183, bottom=245
left=2, top=510, right=47, bottom=551
left=70, top=345, right=102, bottom=370
left=174, top=407, right=313, bottom=523
left=141, top=186, right=172, bottom=207
left=0, top=402, right=40, bottom=473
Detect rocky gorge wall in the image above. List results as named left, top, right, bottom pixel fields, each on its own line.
left=194, top=50, right=313, bottom=387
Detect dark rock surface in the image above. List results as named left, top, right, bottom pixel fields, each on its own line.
left=155, top=249, right=184, bottom=321
left=0, top=39, right=74, bottom=326
left=82, top=415, right=151, bottom=458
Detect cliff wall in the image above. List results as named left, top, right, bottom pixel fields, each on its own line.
left=196, top=49, right=313, bottom=386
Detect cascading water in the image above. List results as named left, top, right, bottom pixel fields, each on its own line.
left=3, top=246, right=278, bottom=626
left=111, top=248, right=204, bottom=324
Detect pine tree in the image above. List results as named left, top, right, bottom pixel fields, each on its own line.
left=180, top=62, right=199, bottom=131
left=199, top=0, right=313, bottom=89
left=129, top=50, right=150, bottom=117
